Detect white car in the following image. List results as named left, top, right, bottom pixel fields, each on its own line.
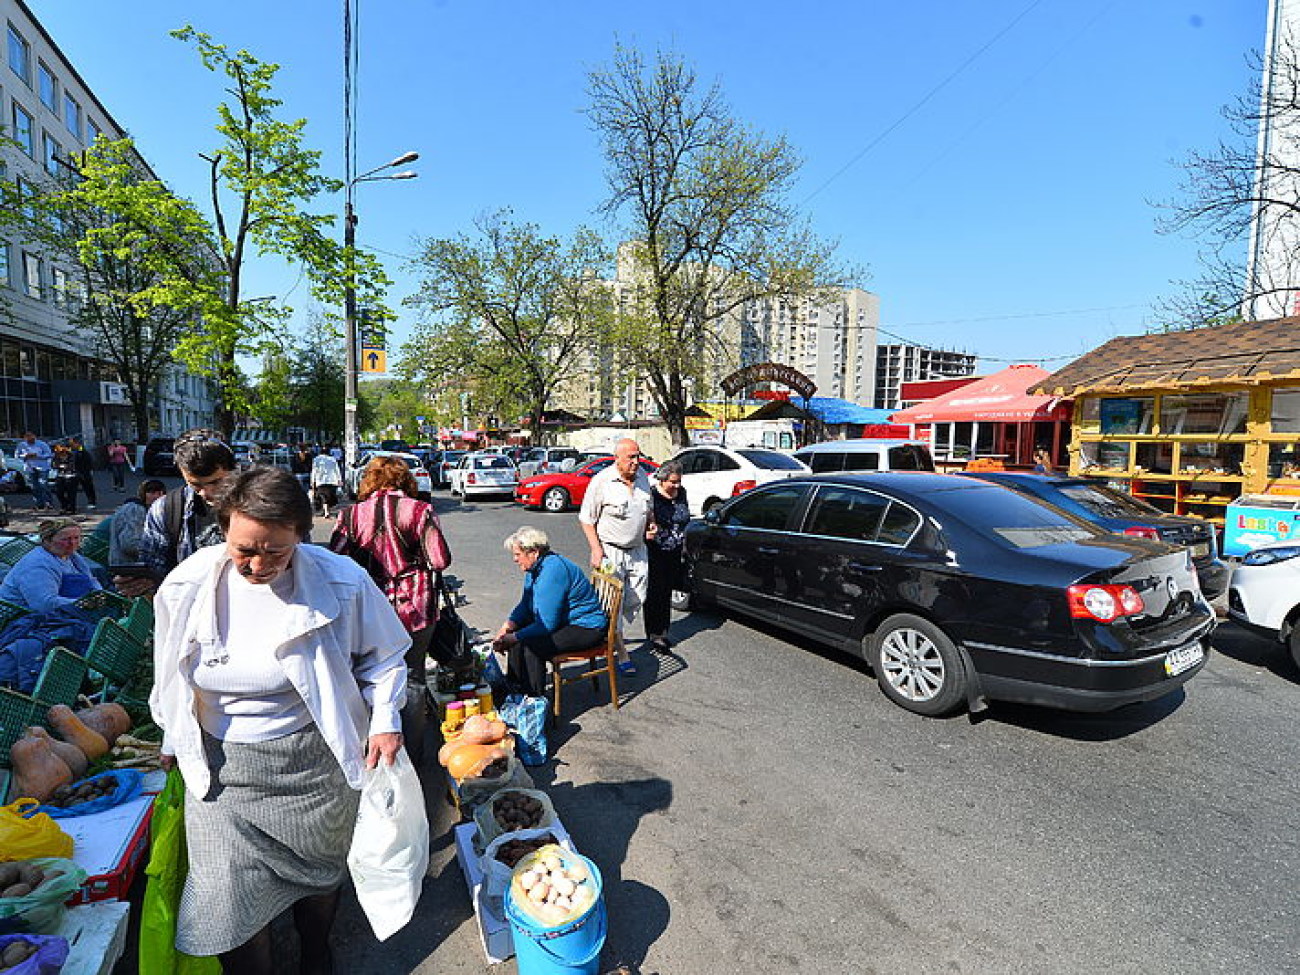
left=517, top=446, right=581, bottom=480
left=449, top=453, right=518, bottom=499
left=667, top=445, right=809, bottom=516
left=1227, top=540, right=1300, bottom=667
left=345, top=450, right=434, bottom=500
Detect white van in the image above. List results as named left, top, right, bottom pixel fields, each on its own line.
left=792, top=439, right=935, bottom=474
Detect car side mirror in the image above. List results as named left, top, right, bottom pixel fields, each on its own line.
left=704, top=508, right=721, bottom=526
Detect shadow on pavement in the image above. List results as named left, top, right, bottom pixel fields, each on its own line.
left=1209, top=619, right=1299, bottom=683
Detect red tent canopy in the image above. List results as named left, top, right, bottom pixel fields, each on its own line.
left=891, top=364, right=1066, bottom=424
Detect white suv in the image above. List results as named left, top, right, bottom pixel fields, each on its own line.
left=667, top=445, right=809, bottom=516
left=517, top=446, right=581, bottom=480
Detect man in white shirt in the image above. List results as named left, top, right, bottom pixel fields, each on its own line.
left=15, top=432, right=53, bottom=511
left=310, top=450, right=343, bottom=518
left=578, top=438, right=655, bottom=673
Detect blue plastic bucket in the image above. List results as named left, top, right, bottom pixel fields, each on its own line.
left=505, top=852, right=606, bottom=975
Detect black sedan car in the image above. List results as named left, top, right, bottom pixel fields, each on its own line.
left=682, top=473, right=1215, bottom=717
left=957, top=471, right=1229, bottom=599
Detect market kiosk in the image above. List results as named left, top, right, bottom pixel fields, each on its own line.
left=1034, top=317, right=1300, bottom=529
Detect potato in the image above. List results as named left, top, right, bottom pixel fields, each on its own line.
left=1, top=939, right=35, bottom=966
left=0, top=864, right=18, bottom=889
left=2, top=882, right=33, bottom=898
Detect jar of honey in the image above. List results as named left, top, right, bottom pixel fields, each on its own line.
left=476, top=687, right=495, bottom=715
left=444, top=700, right=465, bottom=729
left=462, top=697, right=481, bottom=719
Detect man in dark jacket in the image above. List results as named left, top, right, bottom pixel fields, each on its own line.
left=69, top=436, right=97, bottom=510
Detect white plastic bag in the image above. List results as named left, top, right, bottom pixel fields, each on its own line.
left=346, top=749, right=430, bottom=941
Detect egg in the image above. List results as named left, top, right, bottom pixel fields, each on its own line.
left=528, top=882, right=549, bottom=904
left=553, top=877, right=576, bottom=897
left=567, top=861, right=589, bottom=883
left=518, top=871, right=538, bottom=891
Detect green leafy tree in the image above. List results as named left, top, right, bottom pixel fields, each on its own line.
left=169, top=27, right=392, bottom=435
left=586, top=46, right=847, bottom=447
left=405, top=211, right=611, bottom=442
left=11, top=137, right=217, bottom=441
left=288, top=314, right=346, bottom=443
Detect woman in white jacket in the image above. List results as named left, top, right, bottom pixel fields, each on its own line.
left=150, top=466, right=410, bottom=975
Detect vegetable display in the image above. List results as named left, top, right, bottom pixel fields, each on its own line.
left=46, top=706, right=109, bottom=760
left=44, top=775, right=120, bottom=810
left=1, top=938, right=37, bottom=969
left=74, top=703, right=131, bottom=744
left=0, top=862, right=49, bottom=902
left=8, top=737, right=72, bottom=805
left=510, top=846, right=598, bottom=925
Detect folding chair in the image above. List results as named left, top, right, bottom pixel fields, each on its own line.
left=0, top=536, right=36, bottom=567
left=80, top=534, right=110, bottom=566
left=85, top=617, right=147, bottom=701
left=31, top=645, right=88, bottom=711
left=550, top=569, right=624, bottom=718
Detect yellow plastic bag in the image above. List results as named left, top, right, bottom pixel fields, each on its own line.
left=0, top=800, right=74, bottom=861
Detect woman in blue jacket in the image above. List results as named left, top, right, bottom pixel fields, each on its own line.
left=492, top=526, right=608, bottom=697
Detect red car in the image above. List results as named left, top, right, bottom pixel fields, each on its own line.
left=515, top=456, right=660, bottom=512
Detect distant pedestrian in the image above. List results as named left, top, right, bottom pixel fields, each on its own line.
left=50, top=444, right=79, bottom=515
left=1033, top=447, right=1054, bottom=474
left=69, top=436, right=97, bottom=510
left=16, top=432, right=54, bottom=510
left=106, top=439, right=131, bottom=491
left=109, top=479, right=167, bottom=565
left=309, top=451, right=343, bottom=518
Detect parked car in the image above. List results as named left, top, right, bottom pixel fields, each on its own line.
left=959, top=471, right=1230, bottom=599
left=448, top=453, right=519, bottom=499
left=515, top=455, right=660, bottom=512
left=682, top=472, right=1215, bottom=716
left=432, top=450, right=467, bottom=488
left=344, top=450, right=434, bottom=500
left=792, top=438, right=935, bottom=473
left=1227, top=540, right=1300, bottom=667
left=0, top=439, right=28, bottom=489
left=229, top=440, right=260, bottom=470
left=517, top=446, right=581, bottom=480
left=669, top=445, right=809, bottom=516
left=142, top=437, right=177, bottom=476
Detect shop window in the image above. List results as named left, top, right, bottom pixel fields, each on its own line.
left=1079, top=441, right=1132, bottom=471
left=1267, top=442, right=1300, bottom=480
left=37, top=61, right=54, bottom=110
left=1159, top=393, right=1247, bottom=435
left=1177, top=441, right=1243, bottom=477
left=1134, top=441, right=1173, bottom=475
left=7, top=24, right=30, bottom=85
left=1270, top=389, right=1300, bottom=433
left=1099, top=397, right=1154, bottom=435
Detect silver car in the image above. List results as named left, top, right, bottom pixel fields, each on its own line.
left=448, top=453, right=518, bottom=499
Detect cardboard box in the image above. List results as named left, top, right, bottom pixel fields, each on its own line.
left=63, top=795, right=154, bottom=903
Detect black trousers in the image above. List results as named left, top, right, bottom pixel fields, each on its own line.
left=644, top=543, right=683, bottom=639
left=78, top=471, right=96, bottom=505
left=54, top=476, right=78, bottom=513
left=508, top=624, right=606, bottom=698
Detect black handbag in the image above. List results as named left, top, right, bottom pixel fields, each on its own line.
left=429, top=573, right=473, bottom=668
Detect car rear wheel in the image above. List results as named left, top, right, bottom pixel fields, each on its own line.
left=869, top=613, right=967, bottom=717
left=1289, top=626, right=1300, bottom=673
left=542, top=487, right=569, bottom=513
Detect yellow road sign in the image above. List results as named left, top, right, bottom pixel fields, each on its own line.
left=360, top=348, right=387, bottom=373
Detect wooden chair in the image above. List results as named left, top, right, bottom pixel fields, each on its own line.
left=550, top=570, right=624, bottom=718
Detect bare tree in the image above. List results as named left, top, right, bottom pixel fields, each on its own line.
left=586, top=45, right=848, bottom=446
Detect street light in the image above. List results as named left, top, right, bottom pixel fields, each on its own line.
left=343, top=151, right=418, bottom=469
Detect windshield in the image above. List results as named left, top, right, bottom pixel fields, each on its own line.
left=1057, top=482, right=1160, bottom=519
left=736, top=449, right=806, bottom=470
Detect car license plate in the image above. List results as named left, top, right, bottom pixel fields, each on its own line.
left=1164, top=642, right=1204, bottom=676
left=1190, top=542, right=1209, bottom=558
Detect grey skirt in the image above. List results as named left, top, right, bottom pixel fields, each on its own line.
left=177, top=724, right=360, bottom=956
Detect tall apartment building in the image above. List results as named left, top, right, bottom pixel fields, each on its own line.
left=874, top=344, right=977, bottom=411
left=555, top=244, right=882, bottom=421
left=1, top=0, right=214, bottom=443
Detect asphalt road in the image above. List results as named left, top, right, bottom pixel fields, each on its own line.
left=52, top=471, right=1293, bottom=974
left=313, top=492, right=1300, bottom=975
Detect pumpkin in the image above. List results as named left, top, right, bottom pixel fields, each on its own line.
left=47, top=704, right=110, bottom=760
left=22, top=726, right=88, bottom=779
left=445, top=743, right=509, bottom=782
left=459, top=714, right=508, bottom=746
left=9, top=734, right=73, bottom=803
left=74, top=703, right=131, bottom=744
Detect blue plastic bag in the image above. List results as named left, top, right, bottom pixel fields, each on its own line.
left=498, top=693, right=548, bottom=766
left=33, top=769, right=143, bottom=819
left=0, top=934, right=70, bottom=974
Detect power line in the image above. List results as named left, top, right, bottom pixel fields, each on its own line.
left=801, top=0, right=1048, bottom=204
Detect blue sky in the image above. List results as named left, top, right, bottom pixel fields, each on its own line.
left=32, top=0, right=1264, bottom=375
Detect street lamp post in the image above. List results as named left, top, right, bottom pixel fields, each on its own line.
left=342, top=151, right=418, bottom=469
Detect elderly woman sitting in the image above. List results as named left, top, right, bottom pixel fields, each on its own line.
left=492, top=526, right=608, bottom=698
left=0, top=518, right=102, bottom=613
left=0, top=518, right=103, bottom=691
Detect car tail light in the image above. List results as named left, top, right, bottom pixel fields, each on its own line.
left=731, top=480, right=757, bottom=496
left=467, top=473, right=476, bottom=484
left=1067, top=584, right=1145, bottom=622
left=1123, top=525, right=1160, bottom=540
